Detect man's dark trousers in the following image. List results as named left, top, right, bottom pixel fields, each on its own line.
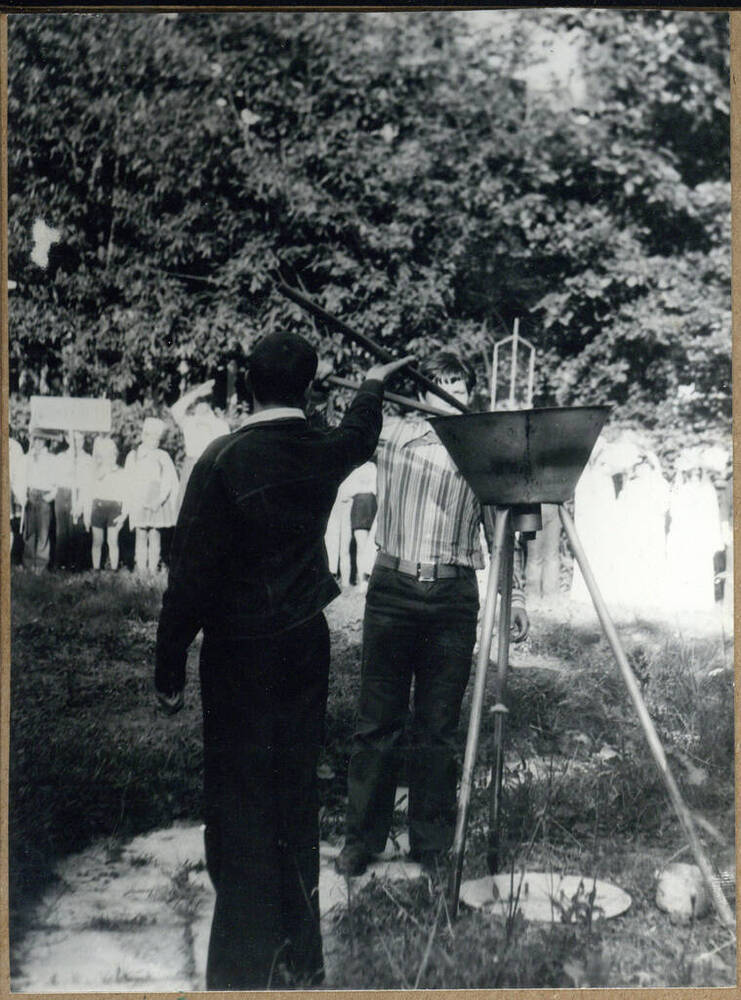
left=23, top=492, right=53, bottom=571
left=345, top=565, right=478, bottom=857
left=200, top=613, right=330, bottom=990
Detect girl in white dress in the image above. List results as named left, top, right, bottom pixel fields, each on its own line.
left=124, top=418, right=179, bottom=573
left=86, top=436, right=129, bottom=571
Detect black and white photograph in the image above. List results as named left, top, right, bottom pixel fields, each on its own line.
left=5, top=9, right=735, bottom=991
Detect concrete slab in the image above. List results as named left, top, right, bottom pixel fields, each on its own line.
left=321, top=856, right=425, bottom=913
left=13, top=823, right=430, bottom=993
left=123, top=821, right=207, bottom=867
left=12, top=924, right=189, bottom=992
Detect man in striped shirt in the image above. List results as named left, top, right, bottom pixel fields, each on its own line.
left=337, top=351, right=529, bottom=877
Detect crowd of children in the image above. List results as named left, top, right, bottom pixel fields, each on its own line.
left=9, top=393, right=731, bottom=619
left=9, top=381, right=227, bottom=574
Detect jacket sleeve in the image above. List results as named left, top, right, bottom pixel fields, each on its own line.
left=154, top=455, right=230, bottom=696
left=325, top=378, right=384, bottom=480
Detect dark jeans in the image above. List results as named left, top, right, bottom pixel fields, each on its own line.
left=54, top=488, right=90, bottom=570
left=23, top=493, right=53, bottom=571
left=199, top=613, right=329, bottom=990
left=345, top=564, right=479, bottom=856
left=54, top=488, right=73, bottom=568
left=10, top=516, right=24, bottom=565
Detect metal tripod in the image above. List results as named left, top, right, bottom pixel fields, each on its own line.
left=448, top=503, right=735, bottom=929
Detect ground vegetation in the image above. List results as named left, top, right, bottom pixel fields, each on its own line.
left=9, top=571, right=735, bottom=987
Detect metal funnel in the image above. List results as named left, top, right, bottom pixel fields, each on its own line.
left=429, top=406, right=610, bottom=505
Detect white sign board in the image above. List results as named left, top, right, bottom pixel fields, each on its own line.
left=30, top=396, right=111, bottom=433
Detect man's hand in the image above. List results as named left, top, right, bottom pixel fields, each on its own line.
left=367, top=355, right=415, bottom=383
left=511, top=606, right=529, bottom=643
left=314, top=358, right=333, bottom=383
left=156, top=689, right=184, bottom=715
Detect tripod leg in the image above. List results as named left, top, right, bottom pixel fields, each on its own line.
left=558, top=503, right=734, bottom=928
left=488, top=525, right=514, bottom=874
left=448, top=506, right=510, bottom=917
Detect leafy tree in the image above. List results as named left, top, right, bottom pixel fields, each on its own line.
left=8, top=11, right=730, bottom=454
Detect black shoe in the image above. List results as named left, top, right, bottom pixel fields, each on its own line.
left=335, top=842, right=372, bottom=877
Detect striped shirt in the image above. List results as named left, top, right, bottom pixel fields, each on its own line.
left=375, top=416, right=524, bottom=603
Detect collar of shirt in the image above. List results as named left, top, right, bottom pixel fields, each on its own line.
left=388, top=415, right=438, bottom=447
left=241, top=407, right=306, bottom=427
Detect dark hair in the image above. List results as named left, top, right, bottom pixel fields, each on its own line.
left=421, top=350, right=475, bottom=393
left=248, top=332, right=318, bottom=406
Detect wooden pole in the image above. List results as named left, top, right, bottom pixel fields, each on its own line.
left=325, top=375, right=448, bottom=417
left=558, top=504, right=735, bottom=928
left=449, top=506, right=510, bottom=915
left=276, top=281, right=469, bottom=413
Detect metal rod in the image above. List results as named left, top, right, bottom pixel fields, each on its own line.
left=490, top=341, right=497, bottom=411
left=527, top=344, right=535, bottom=408
left=325, top=375, right=448, bottom=417
left=448, top=506, right=510, bottom=916
left=558, top=504, right=735, bottom=928
left=276, top=280, right=470, bottom=413
left=509, top=318, right=518, bottom=408
left=487, top=524, right=514, bottom=874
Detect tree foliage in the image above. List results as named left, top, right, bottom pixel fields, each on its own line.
left=8, top=10, right=730, bottom=447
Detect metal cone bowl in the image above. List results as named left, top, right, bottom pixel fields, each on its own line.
left=429, top=406, right=610, bottom=505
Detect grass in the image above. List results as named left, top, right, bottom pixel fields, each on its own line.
left=8, top=573, right=736, bottom=987
left=9, top=568, right=203, bottom=931
left=331, top=873, right=614, bottom=988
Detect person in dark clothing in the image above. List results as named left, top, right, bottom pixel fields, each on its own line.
left=155, top=331, right=413, bottom=990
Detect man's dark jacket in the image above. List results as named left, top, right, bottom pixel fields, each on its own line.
left=155, top=379, right=383, bottom=696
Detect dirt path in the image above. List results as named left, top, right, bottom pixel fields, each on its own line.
left=12, top=811, right=423, bottom=991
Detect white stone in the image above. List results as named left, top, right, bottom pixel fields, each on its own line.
left=655, top=862, right=711, bottom=922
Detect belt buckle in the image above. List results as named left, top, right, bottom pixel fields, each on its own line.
left=417, top=562, right=436, bottom=582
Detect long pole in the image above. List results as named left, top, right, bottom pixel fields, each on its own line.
left=487, top=525, right=514, bottom=874
left=449, top=506, right=510, bottom=915
left=558, top=504, right=735, bottom=928
left=275, top=280, right=470, bottom=413
left=509, top=318, right=519, bottom=408
left=326, top=375, right=448, bottom=418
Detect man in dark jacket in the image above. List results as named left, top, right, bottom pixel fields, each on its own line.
left=155, top=330, right=411, bottom=990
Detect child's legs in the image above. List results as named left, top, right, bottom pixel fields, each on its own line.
left=135, top=528, right=148, bottom=570
left=108, top=524, right=121, bottom=570
left=147, top=528, right=161, bottom=572
left=91, top=526, right=105, bottom=569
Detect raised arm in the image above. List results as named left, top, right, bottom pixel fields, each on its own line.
left=170, top=379, right=215, bottom=427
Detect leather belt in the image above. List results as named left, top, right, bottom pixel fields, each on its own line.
left=375, top=550, right=466, bottom=582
